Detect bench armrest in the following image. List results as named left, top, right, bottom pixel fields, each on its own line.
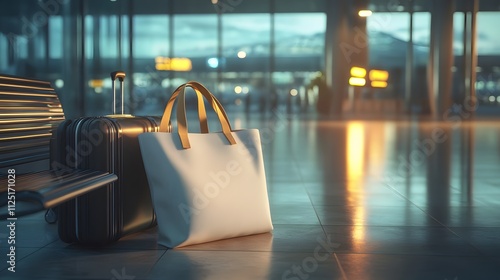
left=0, top=169, right=117, bottom=219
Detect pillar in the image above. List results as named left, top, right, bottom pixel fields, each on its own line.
left=60, top=0, right=84, bottom=118
left=324, top=0, right=369, bottom=118
left=427, top=0, right=455, bottom=118
left=462, top=0, right=479, bottom=114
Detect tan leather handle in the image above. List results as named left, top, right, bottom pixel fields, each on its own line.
left=183, top=81, right=232, bottom=131
left=159, top=82, right=236, bottom=149
left=160, top=83, right=209, bottom=133
left=176, top=86, right=236, bottom=149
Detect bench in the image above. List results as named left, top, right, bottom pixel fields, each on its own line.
left=0, top=74, right=117, bottom=219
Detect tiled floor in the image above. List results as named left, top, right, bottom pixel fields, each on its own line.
left=1, top=114, right=500, bottom=279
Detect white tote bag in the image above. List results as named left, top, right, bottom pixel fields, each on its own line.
left=138, top=81, right=273, bottom=248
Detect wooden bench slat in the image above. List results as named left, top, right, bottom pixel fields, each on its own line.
left=0, top=74, right=120, bottom=220
left=0, top=112, right=65, bottom=118
left=0, top=83, right=55, bottom=91
left=0, top=117, right=65, bottom=125
left=0, top=75, right=52, bottom=86
left=0, top=106, right=64, bottom=111
left=0, top=133, right=52, bottom=142
left=0, top=99, right=58, bottom=105
left=0, top=92, right=58, bottom=99
left=0, top=125, right=53, bottom=133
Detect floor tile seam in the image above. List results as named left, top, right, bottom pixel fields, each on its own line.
left=278, top=203, right=499, bottom=210
left=267, top=225, right=326, bottom=232
left=0, top=246, right=45, bottom=273
left=69, top=248, right=167, bottom=251
left=307, top=203, right=328, bottom=230
left=448, top=226, right=500, bottom=229
left=332, top=251, right=499, bottom=258
left=331, top=251, right=483, bottom=257
left=440, top=225, right=500, bottom=228
left=285, top=155, right=325, bottom=227
left=399, top=201, right=500, bottom=252
left=0, top=245, right=59, bottom=249
left=365, top=182, right=490, bottom=257
left=382, top=180, right=451, bottom=227
left=271, top=222, right=323, bottom=225
left=38, top=247, right=168, bottom=252
left=145, top=249, right=168, bottom=276
left=309, top=203, right=421, bottom=207
left=309, top=203, right=333, bottom=242
left=313, top=207, right=455, bottom=231
left=442, top=227, right=495, bottom=257
left=173, top=248, right=318, bottom=253
left=319, top=223, right=452, bottom=227
left=321, top=224, right=459, bottom=229
left=288, top=151, right=309, bottom=189
left=333, top=253, right=349, bottom=280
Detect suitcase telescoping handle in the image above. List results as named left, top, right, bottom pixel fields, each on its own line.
left=110, top=71, right=126, bottom=115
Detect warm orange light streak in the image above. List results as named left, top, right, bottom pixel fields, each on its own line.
left=346, top=122, right=366, bottom=243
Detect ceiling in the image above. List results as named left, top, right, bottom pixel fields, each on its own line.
left=0, top=0, right=499, bottom=17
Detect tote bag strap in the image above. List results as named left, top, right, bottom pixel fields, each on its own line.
left=183, top=81, right=233, bottom=131
left=160, top=83, right=210, bottom=133
left=176, top=87, right=236, bottom=149
left=159, top=83, right=236, bottom=149
left=159, top=82, right=232, bottom=133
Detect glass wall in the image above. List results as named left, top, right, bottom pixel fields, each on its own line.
left=132, top=14, right=170, bottom=115
left=1, top=0, right=498, bottom=117
left=274, top=13, right=326, bottom=114
left=83, top=14, right=131, bottom=116
left=476, top=12, right=500, bottom=111
left=222, top=14, right=271, bottom=112
left=411, top=12, right=431, bottom=112
left=0, top=0, right=327, bottom=117
left=367, top=12, right=410, bottom=103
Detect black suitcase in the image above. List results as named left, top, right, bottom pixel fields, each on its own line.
left=53, top=71, right=159, bottom=244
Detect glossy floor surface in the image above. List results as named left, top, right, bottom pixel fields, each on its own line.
left=1, top=113, right=500, bottom=279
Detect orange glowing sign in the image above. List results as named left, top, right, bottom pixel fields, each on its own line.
left=155, top=57, right=192, bottom=71
left=88, top=79, right=104, bottom=88
left=349, top=77, right=366, bottom=87
left=349, top=67, right=389, bottom=88
left=369, top=70, right=389, bottom=82
left=349, top=67, right=367, bottom=87
left=350, top=67, right=367, bottom=78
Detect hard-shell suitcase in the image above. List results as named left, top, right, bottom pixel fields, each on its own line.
left=54, top=71, right=159, bottom=244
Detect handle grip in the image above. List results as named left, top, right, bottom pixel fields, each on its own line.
left=110, top=71, right=126, bottom=115
left=110, top=71, right=126, bottom=81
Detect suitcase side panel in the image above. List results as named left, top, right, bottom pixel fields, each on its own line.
left=76, top=118, right=119, bottom=244
left=55, top=116, right=160, bottom=245
left=54, top=118, right=88, bottom=243
left=113, top=116, right=159, bottom=235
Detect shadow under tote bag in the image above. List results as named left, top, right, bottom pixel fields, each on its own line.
left=138, top=82, right=273, bottom=248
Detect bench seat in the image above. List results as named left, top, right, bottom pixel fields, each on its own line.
left=0, top=74, right=117, bottom=220
left=0, top=169, right=117, bottom=219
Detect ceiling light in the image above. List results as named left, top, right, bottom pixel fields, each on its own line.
left=358, top=10, right=372, bottom=17
left=237, top=51, right=247, bottom=59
